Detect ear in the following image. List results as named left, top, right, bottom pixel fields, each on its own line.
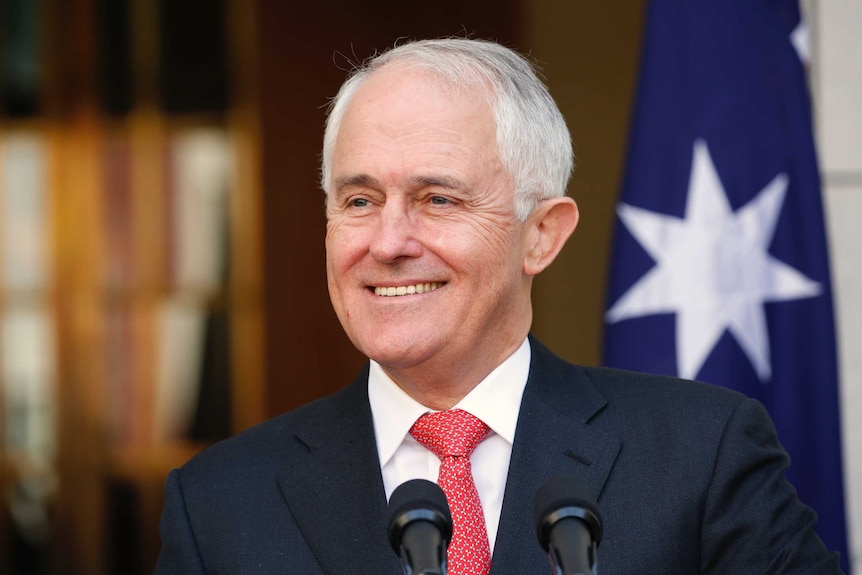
left=523, top=197, right=579, bottom=276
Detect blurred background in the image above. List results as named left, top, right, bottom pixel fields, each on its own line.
left=0, top=0, right=858, bottom=573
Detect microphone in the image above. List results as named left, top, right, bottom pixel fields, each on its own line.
left=534, top=475, right=603, bottom=575
left=387, top=479, right=453, bottom=575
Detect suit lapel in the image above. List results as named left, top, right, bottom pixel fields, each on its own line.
left=490, top=338, right=621, bottom=575
left=276, top=371, right=403, bottom=575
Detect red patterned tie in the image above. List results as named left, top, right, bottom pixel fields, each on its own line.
left=409, top=409, right=491, bottom=575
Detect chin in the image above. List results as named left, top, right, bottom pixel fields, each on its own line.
left=355, top=336, right=439, bottom=370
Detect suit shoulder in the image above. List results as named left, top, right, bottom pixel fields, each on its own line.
left=530, top=336, right=749, bottom=413
left=175, top=380, right=364, bottom=483
left=570, top=364, right=775, bottom=453
left=581, top=363, right=747, bottom=405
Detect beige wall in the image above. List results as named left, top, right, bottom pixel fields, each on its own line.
left=812, top=0, right=862, bottom=570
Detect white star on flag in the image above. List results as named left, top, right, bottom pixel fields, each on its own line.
left=605, top=139, right=822, bottom=381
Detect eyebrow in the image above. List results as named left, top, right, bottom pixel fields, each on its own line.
left=333, top=173, right=467, bottom=194
left=333, top=174, right=379, bottom=193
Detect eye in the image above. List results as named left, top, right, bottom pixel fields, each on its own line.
left=430, top=195, right=450, bottom=205
left=349, top=197, right=370, bottom=208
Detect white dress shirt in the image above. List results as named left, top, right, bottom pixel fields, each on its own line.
left=368, top=338, right=531, bottom=553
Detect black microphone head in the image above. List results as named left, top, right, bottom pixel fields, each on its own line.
left=387, top=479, right=453, bottom=554
left=534, top=475, right=603, bottom=551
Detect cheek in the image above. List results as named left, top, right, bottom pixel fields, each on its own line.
left=440, top=237, right=521, bottom=289
left=465, top=225, right=524, bottom=274
left=326, top=223, right=367, bottom=274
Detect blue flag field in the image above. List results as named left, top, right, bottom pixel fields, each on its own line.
left=603, top=0, right=850, bottom=570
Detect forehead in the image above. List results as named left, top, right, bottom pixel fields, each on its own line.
left=358, top=66, right=490, bottom=121
left=332, top=66, right=499, bottom=175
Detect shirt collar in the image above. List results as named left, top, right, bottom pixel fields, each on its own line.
left=368, top=338, right=532, bottom=468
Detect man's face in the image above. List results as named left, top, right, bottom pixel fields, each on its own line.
left=325, top=66, right=534, bottom=385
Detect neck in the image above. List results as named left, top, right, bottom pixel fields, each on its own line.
left=381, top=334, right=527, bottom=410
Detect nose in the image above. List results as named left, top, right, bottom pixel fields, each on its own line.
left=369, top=200, right=423, bottom=262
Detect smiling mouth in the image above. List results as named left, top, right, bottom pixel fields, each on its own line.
left=373, top=282, right=445, bottom=297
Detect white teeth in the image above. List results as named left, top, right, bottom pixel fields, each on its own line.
left=374, top=282, right=442, bottom=297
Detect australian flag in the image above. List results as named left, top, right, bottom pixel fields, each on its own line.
left=603, top=0, right=850, bottom=570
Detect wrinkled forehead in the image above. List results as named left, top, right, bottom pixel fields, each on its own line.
left=336, top=64, right=498, bottom=147
left=337, top=68, right=500, bottom=161
left=321, top=56, right=504, bottom=196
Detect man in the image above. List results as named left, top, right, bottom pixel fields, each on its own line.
left=155, top=39, right=842, bottom=574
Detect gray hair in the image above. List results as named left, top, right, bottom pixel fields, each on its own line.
left=320, top=38, right=574, bottom=220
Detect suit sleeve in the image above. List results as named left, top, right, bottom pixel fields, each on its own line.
left=154, top=468, right=207, bottom=575
left=700, top=397, right=843, bottom=574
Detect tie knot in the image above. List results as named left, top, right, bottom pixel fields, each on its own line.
left=409, top=409, right=490, bottom=460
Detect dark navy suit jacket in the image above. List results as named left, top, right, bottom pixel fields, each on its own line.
left=154, top=337, right=841, bottom=574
